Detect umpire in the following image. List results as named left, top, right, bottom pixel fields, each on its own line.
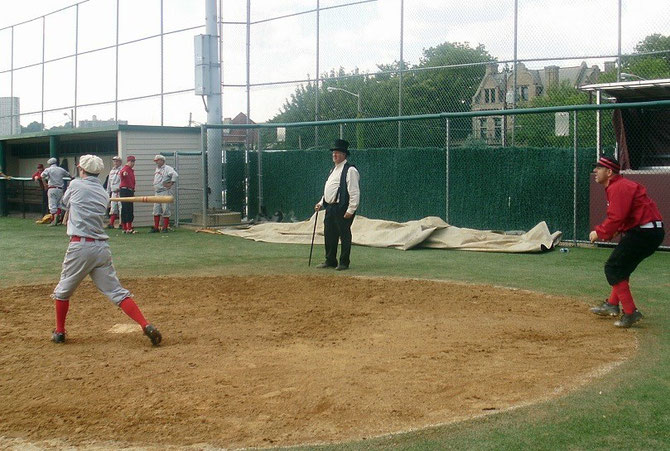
left=589, top=156, right=664, bottom=328
left=314, top=139, right=361, bottom=271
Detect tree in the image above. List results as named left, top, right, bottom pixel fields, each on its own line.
left=21, top=121, right=44, bottom=133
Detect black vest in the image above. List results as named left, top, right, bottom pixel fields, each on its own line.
left=326, top=162, right=356, bottom=213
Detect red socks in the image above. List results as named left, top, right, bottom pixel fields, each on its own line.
left=162, top=217, right=169, bottom=230
left=109, top=214, right=117, bottom=227
left=54, top=299, right=70, bottom=333
left=119, top=297, right=149, bottom=329
left=612, top=280, right=636, bottom=314
left=154, top=215, right=160, bottom=229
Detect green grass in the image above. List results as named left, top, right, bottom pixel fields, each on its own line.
left=1, top=216, right=669, bottom=450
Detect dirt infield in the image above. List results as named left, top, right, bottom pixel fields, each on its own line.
left=0, top=275, right=634, bottom=449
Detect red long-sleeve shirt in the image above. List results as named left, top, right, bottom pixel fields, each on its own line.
left=119, top=165, right=136, bottom=190
left=595, top=175, right=663, bottom=241
left=32, top=169, right=47, bottom=190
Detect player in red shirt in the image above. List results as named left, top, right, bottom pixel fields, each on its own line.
left=589, top=156, right=664, bottom=327
left=119, top=155, right=137, bottom=234
left=32, top=163, right=48, bottom=215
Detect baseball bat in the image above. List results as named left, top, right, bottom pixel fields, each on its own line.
left=116, top=195, right=174, bottom=203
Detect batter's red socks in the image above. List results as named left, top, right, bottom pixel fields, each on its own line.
left=119, top=297, right=149, bottom=329
left=612, top=279, right=636, bottom=314
left=154, top=215, right=160, bottom=229
left=162, top=216, right=169, bottom=230
left=54, top=299, right=69, bottom=333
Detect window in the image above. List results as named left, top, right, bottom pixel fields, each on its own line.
left=484, top=88, right=496, bottom=103
left=494, top=117, right=502, bottom=140
left=516, top=86, right=529, bottom=101
left=479, top=118, right=487, bottom=140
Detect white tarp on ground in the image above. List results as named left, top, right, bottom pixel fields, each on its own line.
left=213, top=214, right=563, bottom=253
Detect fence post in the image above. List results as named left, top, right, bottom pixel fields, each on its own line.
left=573, top=110, right=578, bottom=245
left=201, top=125, right=208, bottom=228
left=175, top=152, right=180, bottom=227
left=257, top=130, right=263, bottom=216
left=445, top=118, right=450, bottom=224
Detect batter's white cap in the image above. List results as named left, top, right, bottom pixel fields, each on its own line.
left=47, top=157, right=58, bottom=165
left=153, top=154, right=166, bottom=161
left=78, top=154, right=104, bottom=174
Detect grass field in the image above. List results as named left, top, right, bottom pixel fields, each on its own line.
left=1, top=216, right=669, bottom=450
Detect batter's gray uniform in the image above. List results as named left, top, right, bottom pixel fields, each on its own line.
left=52, top=176, right=131, bottom=305
left=107, top=165, right=122, bottom=215
left=152, top=164, right=178, bottom=217
left=41, top=164, right=69, bottom=214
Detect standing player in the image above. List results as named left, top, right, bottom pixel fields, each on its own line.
left=589, top=156, right=664, bottom=328
left=150, top=154, right=179, bottom=233
left=31, top=163, right=49, bottom=216
left=107, top=156, right=123, bottom=229
left=41, top=157, right=70, bottom=226
left=51, top=154, right=161, bottom=346
left=119, top=155, right=136, bottom=234
left=314, top=139, right=361, bottom=271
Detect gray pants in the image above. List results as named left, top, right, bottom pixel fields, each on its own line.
left=152, top=189, right=172, bottom=217
left=52, top=240, right=131, bottom=305
left=47, top=187, right=64, bottom=214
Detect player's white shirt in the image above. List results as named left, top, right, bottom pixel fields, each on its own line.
left=153, top=164, right=178, bottom=193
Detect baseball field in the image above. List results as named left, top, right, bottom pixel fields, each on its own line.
left=1, top=216, right=669, bottom=450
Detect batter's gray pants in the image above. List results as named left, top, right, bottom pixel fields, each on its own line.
left=52, top=241, right=131, bottom=305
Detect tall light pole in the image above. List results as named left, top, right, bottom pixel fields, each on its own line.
left=327, top=86, right=362, bottom=149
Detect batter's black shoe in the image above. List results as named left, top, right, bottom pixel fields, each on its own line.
left=149, top=227, right=160, bottom=233
left=51, top=331, right=66, bottom=343
left=614, top=310, right=643, bottom=328
left=144, top=324, right=162, bottom=346
left=590, top=301, right=620, bottom=317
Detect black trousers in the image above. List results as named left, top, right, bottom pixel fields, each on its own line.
left=604, top=227, right=664, bottom=285
left=324, top=204, right=354, bottom=267
left=120, top=187, right=134, bottom=224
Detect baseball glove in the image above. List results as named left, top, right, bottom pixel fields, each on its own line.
left=36, top=214, right=53, bottom=224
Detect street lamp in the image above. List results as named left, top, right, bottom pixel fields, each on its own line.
left=620, top=72, right=646, bottom=81
left=327, top=86, right=362, bottom=148
left=63, top=109, right=74, bottom=128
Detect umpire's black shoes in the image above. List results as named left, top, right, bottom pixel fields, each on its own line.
left=336, top=264, right=349, bottom=271
left=316, top=262, right=336, bottom=269
left=51, top=331, right=66, bottom=343
left=144, top=324, right=162, bottom=346
left=614, top=310, right=643, bottom=328
left=590, top=301, right=620, bottom=317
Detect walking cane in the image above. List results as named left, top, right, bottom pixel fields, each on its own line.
left=308, top=209, right=319, bottom=266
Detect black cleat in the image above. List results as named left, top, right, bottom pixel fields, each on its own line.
left=149, top=227, right=160, bottom=233
left=144, top=324, right=162, bottom=346
left=590, top=301, right=620, bottom=317
left=160, top=228, right=170, bottom=233
left=316, top=262, right=336, bottom=269
left=614, top=310, right=643, bottom=328
left=335, top=264, right=349, bottom=271
left=51, top=331, right=66, bottom=343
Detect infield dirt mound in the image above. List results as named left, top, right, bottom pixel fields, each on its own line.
left=0, top=275, right=633, bottom=449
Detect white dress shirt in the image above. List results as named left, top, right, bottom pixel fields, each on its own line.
left=319, top=160, right=360, bottom=215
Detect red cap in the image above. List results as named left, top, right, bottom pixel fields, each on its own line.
left=126, top=155, right=136, bottom=162
left=594, top=156, right=620, bottom=173
left=37, top=163, right=44, bottom=169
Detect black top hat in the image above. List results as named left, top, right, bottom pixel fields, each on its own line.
left=330, top=139, right=350, bottom=154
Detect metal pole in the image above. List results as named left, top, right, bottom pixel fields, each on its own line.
left=10, top=27, right=14, bottom=134
left=74, top=4, right=79, bottom=127
left=257, top=130, right=263, bottom=216
left=207, top=0, right=223, bottom=209
left=398, top=0, right=404, bottom=148
left=201, top=125, right=208, bottom=227
left=617, top=0, right=622, bottom=82
left=512, top=0, right=518, bottom=147
left=315, top=0, right=320, bottom=147
left=41, top=16, right=45, bottom=129
left=160, top=0, right=164, bottom=126
left=175, top=152, right=180, bottom=226
left=244, top=0, right=251, bottom=218
left=573, top=111, right=578, bottom=245
left=219, top=0, right=226, bottom=210
left=596, top=90, right=601, bottom=159
left=445, top=118, right=450, bottom=223
left=339, top=124, right=343, bottom=139
left=115, top=0, right=119, bottom=121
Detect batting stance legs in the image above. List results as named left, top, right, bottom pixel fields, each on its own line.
left=323, top=204, right=354, bottom=269
left=52, top=240, right=161, bottom=345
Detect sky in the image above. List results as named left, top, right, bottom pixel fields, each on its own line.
left=1, top=0, right=669, bottom=129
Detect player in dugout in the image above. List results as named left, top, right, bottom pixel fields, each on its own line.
left=50, top=154, right=162, bottom=346
left=589, top=155, right=664, bottom=328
